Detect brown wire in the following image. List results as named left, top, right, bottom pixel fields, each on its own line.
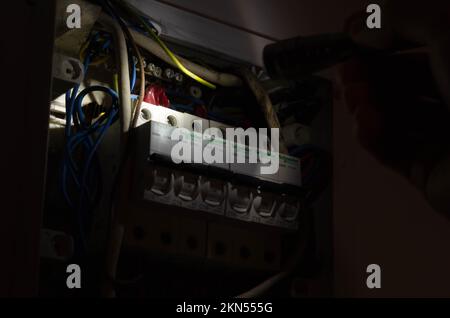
left=127, top=36, right=145, bottom=129
left=239, top=68, right=288, bottom=154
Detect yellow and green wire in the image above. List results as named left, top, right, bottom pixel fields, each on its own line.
left=119, top=0, right=217, bottom=90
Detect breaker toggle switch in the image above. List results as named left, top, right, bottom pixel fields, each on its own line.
left=253, top=190, right=276, bottom=217
left=148, top=167, right=172, bottom=196
left=277, top=195, right=300, bottom=222
left=201, top=178, right=226, bottom=207
left=174, top=173, right=199, bottom=201
left=228, top=185, right=253, bottom=214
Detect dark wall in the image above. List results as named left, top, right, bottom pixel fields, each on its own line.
left=0, top=0, right=54, bottom=296
left=162, top=0, right=450, bottom=297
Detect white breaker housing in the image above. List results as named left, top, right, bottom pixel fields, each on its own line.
left=133, top=102, right=303, bottom=230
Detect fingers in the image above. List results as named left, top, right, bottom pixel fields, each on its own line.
left=348, top=84, right=383, bottom=151
left=336, top=58, right=370, bottom=114
left=336, top=59, right=383, bottom=152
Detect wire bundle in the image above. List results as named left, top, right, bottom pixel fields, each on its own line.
left=111, top=0, right=217, bottom=90
left=62, top=32, right=119, bottom=250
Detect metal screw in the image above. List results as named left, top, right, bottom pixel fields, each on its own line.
left=175, top=73, right=183, bottom=82
left=164, top=68, right=175, bottom=79
left=154, top=66, right=162, bottom=77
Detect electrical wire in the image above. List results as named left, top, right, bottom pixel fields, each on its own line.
left=62, top=31, right=121, bottom=253
left=143, top=22, right=217, bottom=90
left=79, top=32, right=111, bottom=66
left=115, top=0, right=217, bottom=90
left=130, top=55, right=136, bottom=91
left=102, top=0, right=145, bottom=129
left=97, top=0, right=149, bottom=297
left=239, top=67, right=288, bottom=154
left=97, top=10, right=132, bottom=135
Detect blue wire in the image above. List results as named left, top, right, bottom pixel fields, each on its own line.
left=61, top=26, right=136, bottom=251
left=130, top=56, right=136, bottom=91
left=63, top=104, right=118, bottom=251
left=67, top=87, right=118, bottom=194
left=61, top=31, right=119, bottom=251
left=62, top=53, right=92, bottom=209
left=65, top=118, right=108, bottom=175
left=74, top=86, right=118, bottom=126
left=75, top=86, right=118, bottom=205
left=64, top=113, right=113, bottom=199
left=77, top=107, right=118, bottom=212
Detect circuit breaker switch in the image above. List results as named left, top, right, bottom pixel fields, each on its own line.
left=228, top=185, right=253, bottom=214
left=201, top=178, right=226, bottom=207
left=277, top=196, right=300, bottom=222
left=148, top=167, right=172, bottom=196
left=174, top=173, right=200, bottom=202
left=253, top=192, right=276, bottom=217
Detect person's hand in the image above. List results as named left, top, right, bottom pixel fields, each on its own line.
left=337, top=0, right=450, bottom=217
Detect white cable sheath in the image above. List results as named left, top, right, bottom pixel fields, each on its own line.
left=98, top=14, right=132, bottom=134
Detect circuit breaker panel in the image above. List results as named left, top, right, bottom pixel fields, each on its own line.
left=40, top=0, right=332, bottom=297
left=133, top=104, right=302, bottom=228
left=122, top=103, right=304, bottom=271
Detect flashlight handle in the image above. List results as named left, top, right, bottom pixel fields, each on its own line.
left=263, top=33, right=378, bottom=80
